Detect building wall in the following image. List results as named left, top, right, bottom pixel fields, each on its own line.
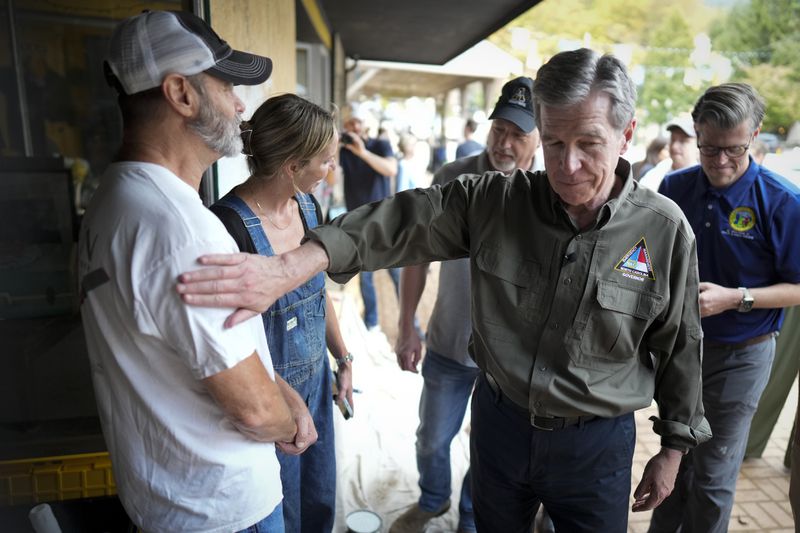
left=210, top=0, right=296, bottom=196
left=211, top=0, right=296, bottom=98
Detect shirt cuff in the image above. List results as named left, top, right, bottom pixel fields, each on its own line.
left=649, top=415, right=712, bottom=451
left=305, top=225, right=362, bottom=284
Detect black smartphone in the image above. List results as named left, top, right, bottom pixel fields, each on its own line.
left=332, top=370, right=353, bottom=420
left=341, top=132, right=354, bottom=145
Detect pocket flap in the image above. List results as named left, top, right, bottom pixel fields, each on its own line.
left=475, top=243, right=537, bottom=288
left=595, top=280, right=663, bottom=319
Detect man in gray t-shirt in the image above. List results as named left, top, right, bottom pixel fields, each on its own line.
left=390, top=77, right=541, bottom=533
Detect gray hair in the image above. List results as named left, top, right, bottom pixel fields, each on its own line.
left=532, top=48, right=636, bottom=132
left=691, top=83, right=765, bottom=132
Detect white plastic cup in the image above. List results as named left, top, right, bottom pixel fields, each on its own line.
left=345, top=509, right=382, bottom=533
left=28, top=503, right=63, bottom=533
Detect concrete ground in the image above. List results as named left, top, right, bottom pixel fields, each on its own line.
left=330, top=265, right=796, bottom=532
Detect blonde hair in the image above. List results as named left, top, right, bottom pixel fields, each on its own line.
left=241, top=93, right=335, bottom=178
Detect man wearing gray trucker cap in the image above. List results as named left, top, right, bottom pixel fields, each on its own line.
left=79, top=10, right=314, bottom=532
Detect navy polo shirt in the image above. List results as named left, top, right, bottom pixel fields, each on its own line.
left=659, top=159, right=800, bottom=343
left=340, top=137, right=393, bottom=210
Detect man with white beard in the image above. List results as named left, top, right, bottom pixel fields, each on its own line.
left=78, top=10, right=314, bottom=532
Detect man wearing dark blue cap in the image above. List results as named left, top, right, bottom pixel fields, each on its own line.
left=390, top=76, right=541, bottom=533
left=79, top=10, right=314, bottom=532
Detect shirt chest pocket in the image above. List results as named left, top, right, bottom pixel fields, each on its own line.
left=474, top=244, right=541, bottom=324
left=578, top=280, right=664, bottom=366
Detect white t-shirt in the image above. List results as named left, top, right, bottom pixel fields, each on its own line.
left=638, top=158, right=674, bottom=191
left=79, top=162, right=281, bottom=533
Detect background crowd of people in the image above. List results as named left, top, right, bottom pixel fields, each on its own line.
left=78, top=9, right=800, bottom=533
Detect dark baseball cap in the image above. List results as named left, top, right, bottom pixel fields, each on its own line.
left=106, top=10, right=272, bottom=95
left=488, top=76, right=536, bottom=133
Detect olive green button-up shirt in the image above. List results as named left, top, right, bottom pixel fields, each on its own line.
left=308, top=160, right=711, bottom=450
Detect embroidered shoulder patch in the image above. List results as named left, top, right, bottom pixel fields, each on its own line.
left=729, top=207, right=755, bottom=232
left=615, top=237, right=656, bottom=281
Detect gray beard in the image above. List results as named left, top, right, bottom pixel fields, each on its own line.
left=189, top=104, right=242, bottom=158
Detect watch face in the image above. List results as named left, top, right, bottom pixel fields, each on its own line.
left=739, top=288, right=754, bottom=312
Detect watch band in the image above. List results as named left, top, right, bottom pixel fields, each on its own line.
left=335, top=352, right=354, bottom=366
left=737, top=287, right=754, bottom=313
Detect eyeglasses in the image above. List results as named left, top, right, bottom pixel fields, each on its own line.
left=696, top=139, right=751, bottom=158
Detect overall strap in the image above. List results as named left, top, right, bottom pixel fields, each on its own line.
left=295, top=193, right=326, bottom=296
left=215, top=192, right=275, bottom=257
left=296, top=193, right=320, bottom=230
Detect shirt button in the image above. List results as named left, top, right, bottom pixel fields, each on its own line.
left=707, top=204, right=713, bottom=210
left=539, top=366, right=547, bottom=371
left=564, top=277, right=572, bottom=285
left=550, top=322, right=559, bottom=330
left=705, top=222, right=711, bottom=228
left=575, top=234, right=582, bottom=240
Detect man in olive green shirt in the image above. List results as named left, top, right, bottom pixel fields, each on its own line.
left=178, top=48, right=710, bottom=533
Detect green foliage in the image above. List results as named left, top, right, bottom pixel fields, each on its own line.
left=488, top=0, right=800, bottom=132
left=488, top=0, right=721, bottom=130
left=637, top=10, right=700, bottom=125
left=739, top=64, right=800, bottom=133
left=711, top=0, right=800, bottom=132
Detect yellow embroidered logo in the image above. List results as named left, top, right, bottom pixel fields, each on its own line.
left=729, top=207, right=755, bottom=232
left=615, top=237, right=655, bottom=281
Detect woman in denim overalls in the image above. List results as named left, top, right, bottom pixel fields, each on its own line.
left=211, top=94, right=353, bottom=533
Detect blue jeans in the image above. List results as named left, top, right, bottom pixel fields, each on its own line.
left=236, top=502, right=284, bottom=532
left=360, top=268, right=401, bottom=328
left=471, top=374, right=635, bottom=533
left=276, top=355, right=335, bottom=533
left=417, top=350, right=480, bottom=532
left=649, top=336, right=776, bottom=533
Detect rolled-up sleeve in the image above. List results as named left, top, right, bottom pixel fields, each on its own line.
left=306, top=177, right=478, bottom=282
left=648, top=224, right=712, bottom=450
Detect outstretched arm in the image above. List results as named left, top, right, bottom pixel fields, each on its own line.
left=176, top=240, right=330, bottom=327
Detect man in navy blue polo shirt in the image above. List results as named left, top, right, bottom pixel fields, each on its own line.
left=648, top=83, right=800, bottom=533
left=340, top=109, right=398, bottom=331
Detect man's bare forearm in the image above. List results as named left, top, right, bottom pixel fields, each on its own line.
left=204, top=353, right=296, bottom=443
left=398, top=264, right=428, bottom=331
left=281, top=240, right=330, bottom=289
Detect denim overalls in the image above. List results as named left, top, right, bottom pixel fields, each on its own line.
left=214, top=192, right=335, bottom=533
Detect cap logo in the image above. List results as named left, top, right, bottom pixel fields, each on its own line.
left=509, top=87, right=528, bottom=107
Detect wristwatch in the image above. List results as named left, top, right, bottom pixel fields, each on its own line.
left=335, top=352, right=354, bottom=367
left=737, top=287, right=754, bottom=313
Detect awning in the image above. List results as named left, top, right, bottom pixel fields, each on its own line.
left=347, top=40, right=523, bottom=99
left=318, top=0, right=541, bottom=64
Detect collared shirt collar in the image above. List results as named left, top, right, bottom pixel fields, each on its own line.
left=547, top=157, right=633, bottom=230
left=476, top=151, right=493, bottom=174
left=700, top=156, right=759, bottom=205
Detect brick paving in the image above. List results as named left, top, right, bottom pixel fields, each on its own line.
left=629, top=404, right=795, bottom=532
